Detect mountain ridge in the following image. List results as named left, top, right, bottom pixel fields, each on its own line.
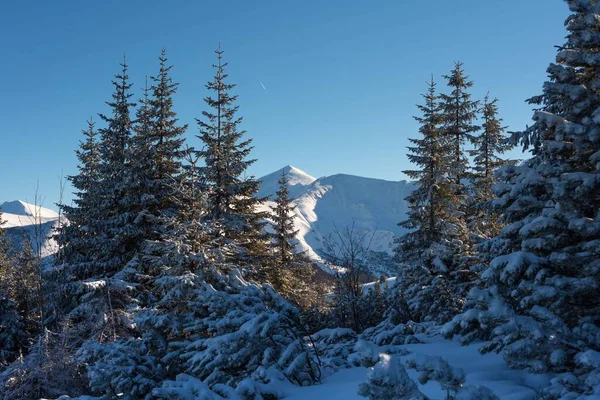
left=258, top=166, right=414, bottom=275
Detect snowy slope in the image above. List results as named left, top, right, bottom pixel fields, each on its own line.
left=283, top=337, right=549, bottom=400
left=258, top=167, right=414, bottom=275
left=1, top=200, right=60, bottom=258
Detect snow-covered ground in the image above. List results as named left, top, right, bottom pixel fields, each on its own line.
left=283, top=336, right=549, bottom=400
left=259, top=166, right=414, bottom=275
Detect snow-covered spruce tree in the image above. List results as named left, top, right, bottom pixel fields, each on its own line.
left=196, top=46, right=269, bottom=268
left=467, top=95, right=514, bottom=241
left=267, top=172, right=317, bottom=310
left=149, top=49, right=187, bottom=188
left=56, top=119, right=101, bottom=266
left=61, top=57, right=138, bottom=344
left=445, top=1, right=600, bottom=395
left=120, top=49, right=188, bottom=291
left=438, top=62, right=480, bottom=299
left=127, top=48, right=187, bottom=251
left=52, top=119, right=103, bottom=329
left=439, top=61, right=479, bottom=192
left=271, top=172, right=299, bottom=270
left=4, top=60, right=139, bottom=400
left=438, top=62, right=478, bottom=261
left=396, top=78, right=463, bottom=323
left=94, top=55, right=138, bottom=263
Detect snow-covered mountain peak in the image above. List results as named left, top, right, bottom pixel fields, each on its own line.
left=257, top=165, right=317, bottom=199
left=1, top=200, right=58, bottom=220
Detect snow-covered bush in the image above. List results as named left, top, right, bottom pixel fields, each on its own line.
left=234, top=366, right=288, bottom=400
left=178, top=270, right=320, bottom=387
left=309, top=328, right=358, bottom=373
left=539, top=350, right=600, bottom=399
left=153, top=374, right=236, bottom=400
left=79, top=337, right=165, bottom=398
left=441, top=286, right=512, bottom=345
left=81, top=265, right=320, bottom=398
left=392, top=260, right=462, bottom=325
left=454, top=385, right=499, bottom=400
left=350, top=340, right=382, bottom=368
left=405, top=354, right=465, bottom=395
left=358, top=354, right=426, bottom=400
left=153, top=367, right=289, bottom=400
left=361, top=318, right=426, bottom=347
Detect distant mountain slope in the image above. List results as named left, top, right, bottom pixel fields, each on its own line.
left=1, top=200, right=59, bottom=228
left=258, top=167, right=414, bottom=276
left=1, top=200, right=60, bottom=258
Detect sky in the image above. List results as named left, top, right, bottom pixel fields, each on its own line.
left=0, top=0, right=569, bottom=209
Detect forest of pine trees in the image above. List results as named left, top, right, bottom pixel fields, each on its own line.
left=0, top=1, right=599, bottom=399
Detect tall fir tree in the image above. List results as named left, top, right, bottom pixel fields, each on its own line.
left=271, top=171, right=300, bottom=268
left=444, top=2, right=600, bottom=396
left=396, top=78, right=463, bottom=323
left=125, top=77, right=156, bottom=240
left=150, top=49, right=187, bottom=186
left=61, top=57, right=137, bottom=343
left=95, top=55, right=137, bottom=269
left=53, top=119, right=105, bottom=330
left=268, top=171, right=316, bottom=309
left=439, top=62, right=479, bottom=189
left=125, top=50, right=188, bottom=281
left=438, top=62, right=480, bottom=292
left=399, top=78, right=455, bottom=261
left=467, top=95, right=514, bottom=240
left=196, top=45, right=268, bottom=265
left=174, top=145, right=208, bottom=255
left=56, top=119, right=101, bottom=266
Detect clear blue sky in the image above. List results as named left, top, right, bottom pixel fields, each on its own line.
left=0, top=0, right=568, bottom=208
